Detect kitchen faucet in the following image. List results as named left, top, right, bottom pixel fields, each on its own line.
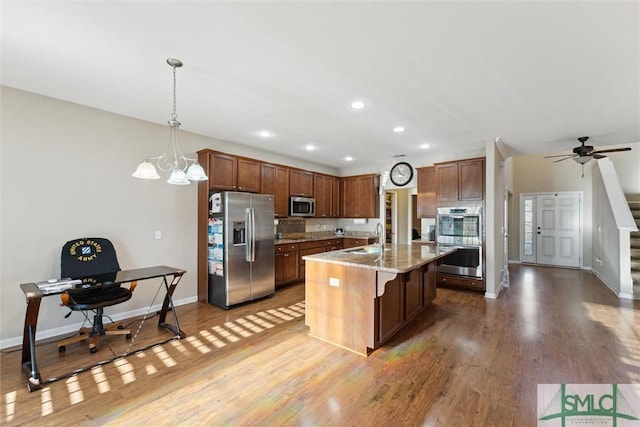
left=375, top=222, right=385, bottom=252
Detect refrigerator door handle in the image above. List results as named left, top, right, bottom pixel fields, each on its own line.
left=251, top=208, right=256, bottom=262
left=245, top=208, right=252, bottom=262
left=246, top=207, right=256, bottom=262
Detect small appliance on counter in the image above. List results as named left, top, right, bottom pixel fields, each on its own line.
left=428, top=225, right=436, bottom=242
left=334, top=227, right=345, bottom=236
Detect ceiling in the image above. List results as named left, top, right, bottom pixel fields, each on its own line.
left=3, top=1, right=639, bottom=173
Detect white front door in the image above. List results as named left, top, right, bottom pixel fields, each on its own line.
left=519, top=192, right=582, bottom=267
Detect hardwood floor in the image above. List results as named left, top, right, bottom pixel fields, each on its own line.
left=2, top=264, right=639, bottom=426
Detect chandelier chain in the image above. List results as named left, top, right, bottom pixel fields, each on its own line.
left=171, top=65, right=178, bottom=121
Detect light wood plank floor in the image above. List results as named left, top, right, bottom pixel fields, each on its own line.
left=2, top=264, right=639, bottom=426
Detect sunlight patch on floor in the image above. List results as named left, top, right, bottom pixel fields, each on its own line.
left=6, top=300, right=307, bottom=424
left=582, top=301, right=640, bottom=381
left=185, top=335, right=213, bottom=353
left=40, top=387, right=53, bottom=417
left=153, top=345, right=177, bottom=367
left=3, top=391, right=16, bottom=422
left=212, top=325, right=240, bottom=342
left=200, top=329, right=226, bottom=348
left=114, top=358, right=136, bottom=384
left=66, top=375, right=84, bottom=404
left=91, top=365, right=111, bottom=394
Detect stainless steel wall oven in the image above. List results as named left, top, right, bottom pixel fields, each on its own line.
left=436, top=207, right=483, bottom=278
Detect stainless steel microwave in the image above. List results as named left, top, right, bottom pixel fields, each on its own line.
left=290, top=196, right=315, bottom=217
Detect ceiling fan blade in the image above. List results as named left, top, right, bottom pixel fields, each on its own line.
left=544, top=154, right=576, bottom=158
left=592, top=154, right=606, bottom=159
left=553, top=156, right=576, bottom=163
left=589, top=147, right=632, bottom=155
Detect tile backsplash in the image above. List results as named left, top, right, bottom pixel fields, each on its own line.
left=276, top=217, right=381, bottom=237
left=276, top=219, right=305, bottom=234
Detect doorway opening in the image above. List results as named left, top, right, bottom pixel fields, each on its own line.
left=385, top=192, right=396, bottom=244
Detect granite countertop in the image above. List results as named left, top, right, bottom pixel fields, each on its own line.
left=412, top=238, right=437, bottom=245
left=302, top=244, right=456, bottom=273
left=275, top=232, right=375, bottom=245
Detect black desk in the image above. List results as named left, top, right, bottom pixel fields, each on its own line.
left=20, top=265, right=186, bottom=391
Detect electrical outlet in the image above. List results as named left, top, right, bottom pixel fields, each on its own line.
left=329, top=277, right=340, bottom=287
left=155, top=230, right=162, bottom=240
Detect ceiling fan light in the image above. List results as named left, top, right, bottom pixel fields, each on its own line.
left=573, top=156, right=592, bottom=165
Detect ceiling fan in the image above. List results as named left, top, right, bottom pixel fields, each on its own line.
left=544, top=136, right=632, bottom=177
left=545, top=136, right=632, bottom=164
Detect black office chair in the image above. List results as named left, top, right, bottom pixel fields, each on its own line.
left=57, top=238, right=136, bottom=353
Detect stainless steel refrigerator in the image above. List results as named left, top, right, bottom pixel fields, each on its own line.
left=208, top=192, right=275, bottom=309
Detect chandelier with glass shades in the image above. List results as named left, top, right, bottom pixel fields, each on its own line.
left=132, top=58, right=208, bottom=185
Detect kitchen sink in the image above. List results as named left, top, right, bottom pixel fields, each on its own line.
left=345, top=245, right=384, bottom=255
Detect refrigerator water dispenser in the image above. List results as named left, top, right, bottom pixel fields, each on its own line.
left=232, top=221, right=246, bottom=245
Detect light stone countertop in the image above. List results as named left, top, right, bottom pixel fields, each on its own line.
left=302, top=244, right=456, bottom=274
left=275, top=232, right=375, bottom=245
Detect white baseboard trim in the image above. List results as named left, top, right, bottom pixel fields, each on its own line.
left=590, top=269, right=634, bottom=299
left=508, top=259, right=521, bottom=265
left=0, top=296, right=198, bottom=350
left=485, top=282, right=502, bottom=299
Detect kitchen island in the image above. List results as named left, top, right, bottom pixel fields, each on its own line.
left=303, top=244, right=455, bottom=356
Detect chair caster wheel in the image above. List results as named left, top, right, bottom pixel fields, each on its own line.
left=58, top=346, right=66, bottom=353
left=90, top=347, right=98, bottom=354
left=126, top=334, right=132, bottom=339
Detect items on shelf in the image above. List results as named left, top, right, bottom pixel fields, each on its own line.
left=208, top=217, right=224, bottom=276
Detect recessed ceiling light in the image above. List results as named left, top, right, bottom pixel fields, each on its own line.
left=304, top=144, right=315, bottom=151
left=258, top=130, right=273, bottom=138
left=350, top=100, right=366, bottom=110
left=420, top=143, right=431, bottom=149
left=393, top=126, right=405, bottom=133
left=345, top=156, right=353, bottom=162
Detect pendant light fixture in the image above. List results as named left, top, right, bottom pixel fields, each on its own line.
left=132, top=58, right=208, bottom=185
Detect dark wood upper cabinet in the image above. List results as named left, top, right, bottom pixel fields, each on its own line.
left=314, top=174, right=340, bottom=218
left=261, top=163, right=290, bottom=217
left=208, top=152, right=260, bottom=193
left=458, top=160, right=484, bottom=200
left=236, top=158, right=261, bottom=193
left=435, top=158, right=484, bottom=204
left=341, top=174, right=379, bottom=218
left=290, top=169, right=314, bottom=197
left=208, top=152, right=237, bottom=191
left=331, top=177, right=340, bottom=217
left=416, top=166, right=436, bottom=218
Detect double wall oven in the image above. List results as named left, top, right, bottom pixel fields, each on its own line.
left=436, top=206, right=483, bottom=279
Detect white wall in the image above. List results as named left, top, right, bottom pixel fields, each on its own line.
left=485, top=139, right=507, bottom=298
left=0, top=86, right=334, bottom=346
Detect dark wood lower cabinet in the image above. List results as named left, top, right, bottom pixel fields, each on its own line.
left=375, top=264, right=437, bottom=348
left=436, top=273, right=484, bottom=291
left=423, top=262, right=437, bottom=303
left=299, top=241, right=325, bottom=282
left=404, top=269, right=423, bottom=321
left=376, top=276, right=404, bottom=344
left=275, top=244, right=299, bottom=287
left=280, top=239, right=347, bottom=286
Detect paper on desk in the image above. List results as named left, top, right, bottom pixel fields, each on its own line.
left=36, top=278, right=82, bottom=292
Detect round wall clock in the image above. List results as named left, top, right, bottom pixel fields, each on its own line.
left=389, top=162, right=413, bottom=186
